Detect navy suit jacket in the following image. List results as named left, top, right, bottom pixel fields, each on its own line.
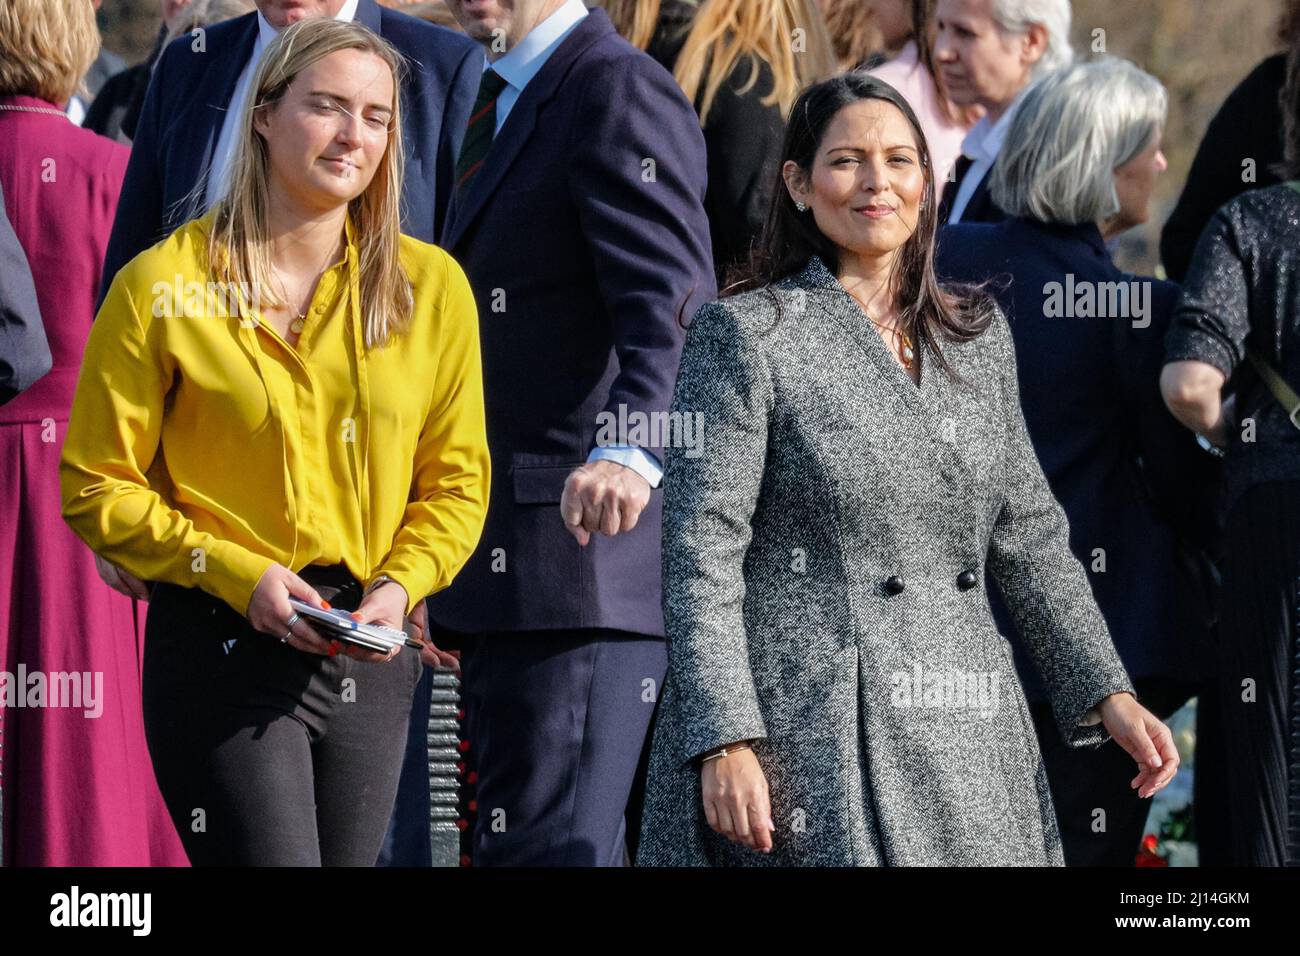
left=426, top=8, right=716, bottom=638
left=937, top=217, right=1218, bottom=692
left=100, top=0, right=479, bottom=291
left=938, top=155, right=1005, bottom=226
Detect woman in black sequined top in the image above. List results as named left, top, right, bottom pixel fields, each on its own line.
left=1161, top=42, right=1300, bottom=867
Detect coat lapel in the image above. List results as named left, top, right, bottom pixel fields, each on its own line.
left=172, top=12, right=257, bottom=215
left=790, top=256, right=930, bottom=410
left=356, top=0, right=382, bottom=31
left=443, top=9, right=613, bottom=249
left=199, top=14, right=257, bottom=161
left=787, top=256, right=974, bottom=483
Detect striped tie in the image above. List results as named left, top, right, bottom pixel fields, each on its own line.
left=455, top=69, right=508, bottom=199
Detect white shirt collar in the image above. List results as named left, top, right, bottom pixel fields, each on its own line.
left=254, top=0, right=361, bottom=54
left=484, top=0, right=588, bottom=90
left=960, top=85, right=1028, bottom=163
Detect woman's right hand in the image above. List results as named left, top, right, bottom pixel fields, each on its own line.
left=94, top=553, right=151, bottom=601
left=701, top=744, right=775, bottom=853
left=247, top=564, right=334, bottom=656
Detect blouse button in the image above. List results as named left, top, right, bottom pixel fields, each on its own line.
left=883, top=575, right=905, bottom=596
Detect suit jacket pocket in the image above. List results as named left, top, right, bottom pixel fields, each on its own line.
left=511, top=453, right=584, bottom=504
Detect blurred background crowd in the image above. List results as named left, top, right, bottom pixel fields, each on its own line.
left=89, top=0, right=1291, bottom=277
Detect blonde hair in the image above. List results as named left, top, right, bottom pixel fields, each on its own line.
left=821, top=0, right=883, bottom=72
left=207, top=18, right=412, bottom=350
left=674, top=0, right=836, bottom=125
left=0, top=0, right=101, bottom=105
left=599, top=0, right=664, bottom=51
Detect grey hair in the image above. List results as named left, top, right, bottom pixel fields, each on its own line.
left=992, top=0, right=1074, bottom=79
left=989, top=57, right=1167, bottom=225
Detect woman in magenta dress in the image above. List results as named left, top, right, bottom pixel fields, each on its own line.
left=0, top=0, right=187, bottom=865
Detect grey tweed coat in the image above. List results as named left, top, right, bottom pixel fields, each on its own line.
left=636, top=255, right=1135, bottom=867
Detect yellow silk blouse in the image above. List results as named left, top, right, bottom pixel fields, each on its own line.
left=60, top=211, right=490, bottom=617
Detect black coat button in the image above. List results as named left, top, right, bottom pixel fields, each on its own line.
left=884, top=575, right=905, bottom=595
left=957, top=569, right=978, bottom=591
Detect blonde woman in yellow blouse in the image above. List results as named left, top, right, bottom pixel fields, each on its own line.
left=59, top=18, right=490, bottom=866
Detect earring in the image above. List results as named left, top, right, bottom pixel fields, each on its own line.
left=794, top=201, right=808, bottom=212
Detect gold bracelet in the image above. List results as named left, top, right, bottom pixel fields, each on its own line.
left=701, top=742, right=752, bottom=764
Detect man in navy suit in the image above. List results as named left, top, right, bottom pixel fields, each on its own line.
left=96, top=0, right=480, bottom=867
left=101, top=0, right=480, bottom=288
left=933, top=0, right=1073, bottom=225
left=434, top=0, right=714, bottom=865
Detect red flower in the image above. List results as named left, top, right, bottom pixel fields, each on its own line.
left=1135, top=834, right=1168, bottom=867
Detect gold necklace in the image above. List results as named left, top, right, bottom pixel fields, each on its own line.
left=270, top=271, right=308, bottom=335
left=847, top=283, right=917, bottom=370
left=270, top=239, right=343, bottom=336
left=866, top=314, right=916, bottom=369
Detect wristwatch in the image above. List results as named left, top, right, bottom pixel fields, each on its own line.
left=1195, top=433, right=1226, bottom=458
left=363, top=574, right=399, bottom=597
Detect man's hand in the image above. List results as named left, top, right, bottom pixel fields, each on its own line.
left=94, top=553, right=150, bottom=601
left=560, top=459, right=651, bottom=546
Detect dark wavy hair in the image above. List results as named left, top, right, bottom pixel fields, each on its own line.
left=724, top=72, right=995, bottom=383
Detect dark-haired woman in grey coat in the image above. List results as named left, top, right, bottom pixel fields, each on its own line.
left=636, top=74, right=1180, bottom=866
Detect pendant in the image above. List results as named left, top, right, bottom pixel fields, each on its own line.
left=901, top=341, right=915, bottom=368
left=290, top=317, right=305, bottom=335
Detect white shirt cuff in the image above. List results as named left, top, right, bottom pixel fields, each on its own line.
left=586, top=445, right=663, bottom=488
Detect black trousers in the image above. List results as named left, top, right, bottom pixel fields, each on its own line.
left=1193, top=680, right=1233, bottom=865
left=141, top=565, right=423, bottom=866
left=1215, top=479, right=1300, bottom=866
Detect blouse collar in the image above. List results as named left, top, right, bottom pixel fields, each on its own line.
left=334, top=209, right=359, bottom=274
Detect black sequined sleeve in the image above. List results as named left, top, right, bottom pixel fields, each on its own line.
left=1163, top=205, right=1252, bottom=379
